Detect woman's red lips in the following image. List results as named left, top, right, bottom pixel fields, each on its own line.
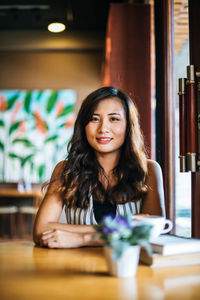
left=96, top=137, right=112, bottom=144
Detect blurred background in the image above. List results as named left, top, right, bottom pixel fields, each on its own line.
left=0, top=0, right=198, bottom=240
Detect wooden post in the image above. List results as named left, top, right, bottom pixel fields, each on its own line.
left=154, top=0, right=176, bottom=222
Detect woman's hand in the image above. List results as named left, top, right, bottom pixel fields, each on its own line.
left=40, top=229, right=91, bottom=249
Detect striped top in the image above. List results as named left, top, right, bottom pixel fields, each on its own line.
left=65, top=196, right=142, bottom=225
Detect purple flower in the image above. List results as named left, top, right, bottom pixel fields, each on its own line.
left=103, top=227, right=111, bottom=234
left=103, top=227, right=117, bottom=234
left=115, top=215, right=131, bottom=228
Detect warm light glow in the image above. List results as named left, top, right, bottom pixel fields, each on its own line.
left=48, top=22, right=66, bottom=33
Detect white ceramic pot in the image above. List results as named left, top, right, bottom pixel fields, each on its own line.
left=104, top=245, right=140, bottom=278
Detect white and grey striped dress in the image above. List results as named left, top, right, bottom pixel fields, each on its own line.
left=65, top=196, right=142, bottom=225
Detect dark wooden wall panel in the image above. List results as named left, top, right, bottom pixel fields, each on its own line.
left=154, top=0, right=175, bottom=220
left=103, top=3, right=152, bottom=156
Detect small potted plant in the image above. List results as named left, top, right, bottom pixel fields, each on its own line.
left=94, top=214, right=152, bottom=277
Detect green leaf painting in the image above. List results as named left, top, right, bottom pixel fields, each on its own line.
left=38, top=164, right=45, bottom=181
left=44, top=135, right=59, bottom=144
left=21, top=154, right=35, bottom=167
left=0, top=119, right=5, bottom=127
left=56, top=105, right=74, bottom=118
left=9, top=121, right=21, bottom=135
left=46, top=91, right=58, bottom=113
left=12, top=138, right=35, bottom=148
left=30, top=161, right=34, bottom=175
left=36, top=90, right=43, bottom=100
left=6, top=94, right=19, bottom=110
left=0, top=141, right=4, bottom=151
left=8, top=152, right=22, bottom=160
left=24, top=91, right=32, bottom=113
left=0, top=89, right=76, bottom=183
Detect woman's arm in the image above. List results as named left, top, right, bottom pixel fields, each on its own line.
left=141, top=160, right=166, bottom=216
left=33, top=161, right=99, bottom=248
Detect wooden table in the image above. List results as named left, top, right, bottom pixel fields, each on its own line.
left=0, top=241, right=200, bottom=300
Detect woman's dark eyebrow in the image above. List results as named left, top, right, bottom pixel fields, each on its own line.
left=108, top=113, right=121, bottom=116
left=92, top=112, right=121, bottom=116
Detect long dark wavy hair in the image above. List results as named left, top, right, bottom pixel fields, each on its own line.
left=57, top=86, right=148, bottom=208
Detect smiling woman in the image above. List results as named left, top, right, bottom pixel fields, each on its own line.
left=33, top=86, right=166, bottom=249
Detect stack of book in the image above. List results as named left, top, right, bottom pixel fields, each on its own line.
left=140, top=234, right=200, bottom=268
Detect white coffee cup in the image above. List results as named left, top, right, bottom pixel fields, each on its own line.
left=132, top=215, right=173, bottom=240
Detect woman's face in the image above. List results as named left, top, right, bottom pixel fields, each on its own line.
left=85, top=97, right=127, bottom=157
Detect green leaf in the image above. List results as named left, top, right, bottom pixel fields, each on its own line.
left=8, top=152, right=22, bottom=160
left=0, top=119, right=5, bottom=127
left=36, top=90, right=43, bottom=100
left=24, top=91, right=32, bottom=113
left=7, top=94, right=19, bottom=110
left=21, top=154, right=35, bottom=167
left=8, top=121, right=20, bottom=135
left=110, top=241, right=130, bottom=261
left=12, top=138, right=35, bottom=148
left=46, top=91, right=58, bottom=113
left=57, top=105, right=74, bottom=118
left=44, top=135, right=58, bottom=144
left=30, top=161, right=34, bottom=174
left=0, top=141, right=4, bottom=151
left=44, top=120, right=49, bottom=131
left=58, top=123, right=66, bottom=128
left=38, top=164, right=45, bottom=181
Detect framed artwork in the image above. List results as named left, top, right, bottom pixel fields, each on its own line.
left=0, top=89, right=76, bottom=183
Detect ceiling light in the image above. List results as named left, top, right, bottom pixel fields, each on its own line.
left=48, top=22, right=66, bottom=33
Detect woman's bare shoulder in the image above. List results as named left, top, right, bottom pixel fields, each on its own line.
left=44, top=161, right=66, bottom=195
left=54, top=160, right=65, bottom=173
left=51, top=160, right=66, bottom=177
